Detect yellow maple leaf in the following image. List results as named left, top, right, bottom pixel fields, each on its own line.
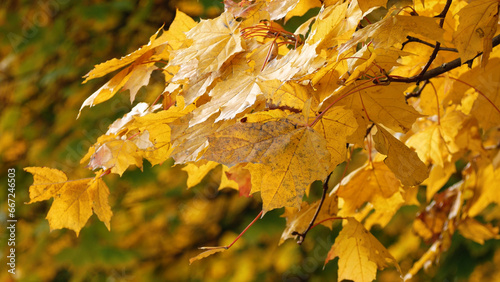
left=357, top=0, right=387, bottom=15
left=458, top=217, right=500, bottom=245
left=259, top=79, right=318, bottom=112
left=325, top=217, right=400, bottom=282
left=24, top=167, right=67, bottom=203
left=169, top=115, right=224, bottom=164
left=88, top=139, right=143, bottom=176
left=189, top=73, right=264, bottom=127
left=406, top=122, right=457, bottom=167
left=363, top=189, right=405, bottom=230
left=24, top=168, right=112, bottom=236
left=373, top=124, right=429, bottom=186
left=182, top=160, right=220, bottom=189
left=128, top=99, right=195, bottom=165
left=336, top=161, right=402, bottom=217
left=204, top=117, right=331, bottom=211
left=323, top=82, right=421, bottom=133
left=467, top=163, right=500, bottom=217
left=83, top=10, right=195, bottom=83
left=222, top=163, right=252, bottom=196
left=339, top=14, right=444, bottom=54
left=455, top=57, right=500, bottom=130
left=453, top=0, right=499, bottom=66
left=170, top=11, right=244, bottom=75
left=284, top=0, right=322, bottom=22
left=78, top=10, right=196, bottom=117
left=345, top=46, right=410, bottom=84
left=313, top=106, right=358, bottom=167
left=279, top=194, right=338, bottom=244
left=180, top=160, right=240, bottom=191
left=306, top=2, right=349, bottom=47
left=78, top=65, right=137, bottom=118
left=423, top=162, right=456, bottom=202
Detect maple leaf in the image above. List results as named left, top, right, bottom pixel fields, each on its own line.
left=188, top=73, right=264, bottom=127
left=413, top=183, right=462, bottom=241
left=224, top=0, right=264, bottom=18
left=306, top=2, right=349, bottom=47
left=79, top=65, right=139, bottom=118
left=204, top=116, right=331, bottom=211
left=77, top=11, right=197, bottom=118
left=82, top=31, right=159, bottom=84
left=344, top=46, right=411, bottom=84
left=284, top=0, right=321, bottom=22
left=280, top=194, right=338, bottom=244
left=455, top=57, right=500, bottom=130
left=373, top=124, right=429, bottom=186
left=128, top=98, right=195, bottom=165
left=357, top=0, right=387, bottom=15
left=106, top=102, right=161, bottom=135
left=458, top=217, right=500, bottom=245
left=82, top=10, right=195, bottom=83
left=182, top=160, right=220, bottom=189
left=259, top=79, right=318, bottom=112
left=406, top=122, right=458, bottom=167
left=336, top=161, right=402, bottom=219
left=339, top=14, right=445, bottom=55
left=453, top=0, right=499, bottom=67
left=325, top=217, right=400, bottom=282
left=423, top=163, right=456, bottom=202
left=322, top=82, right=421, bottom=133
left=170, top=11, right=244, bottom=75
left=22, top=0, right=500, bottom=279
left=223, top=163, right=252, bottom=197
left=24, top=168, right=112, bottom=236
left=181, top=160, right=243, bottom=194
left=88, top=138, right=143, bottom=176
left=313, top=106, right=358, bottom=166
left=466, top=163, right=500, bottom=217
left=266, top=0, right=300, bottom=20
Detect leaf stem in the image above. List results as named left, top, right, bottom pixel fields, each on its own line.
left=295, top=172, right=333, bottom=245
left=200, top=210, right=263, bottom=250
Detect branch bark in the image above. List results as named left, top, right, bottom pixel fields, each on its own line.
left=388, top=34, right=500, bottom=84
left=415, top=0, right=452, bottom=84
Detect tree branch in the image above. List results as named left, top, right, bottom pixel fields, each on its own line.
left=415, top=0, right=452, bottom=84
left=402, top=36, right=457, bottom=52
left=388, top=34, right=500, bottom=84
left=405, top=80, right=429, bottom=101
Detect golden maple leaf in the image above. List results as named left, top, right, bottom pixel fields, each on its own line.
left=25, top=167, right=112, bottom=236
left=325, top=217, right=400, bottom=282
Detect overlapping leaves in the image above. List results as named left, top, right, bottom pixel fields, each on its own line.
left=25, top=0, right=500, bottom=281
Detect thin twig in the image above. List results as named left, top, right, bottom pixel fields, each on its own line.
left=402, top=36, right=457, bottom=52
left=387, top=34, right=500, bottom=83
left=295, top=172, right=333, bottom=245
left=416, top=0, right=452, bottom=84
left=405, top=80, right=429, bottom=101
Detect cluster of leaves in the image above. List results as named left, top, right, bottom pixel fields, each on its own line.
left=23, top=0, right=500, bottom=280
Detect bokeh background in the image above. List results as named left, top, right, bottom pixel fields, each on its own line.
left=1, top=0, right=499, bottom=281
